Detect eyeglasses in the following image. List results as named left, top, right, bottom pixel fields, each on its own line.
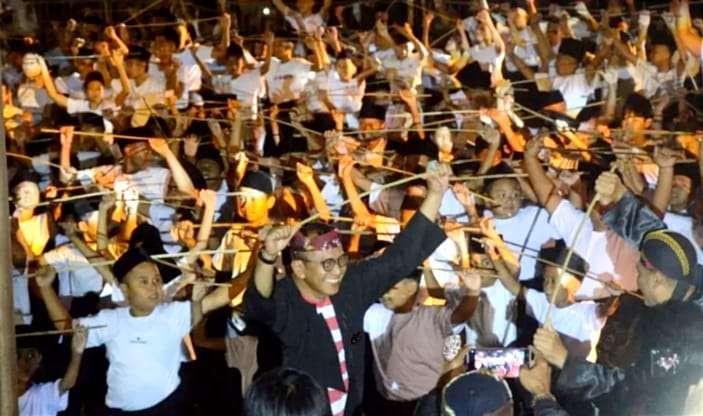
left=300, top=254, right=350, bottom=272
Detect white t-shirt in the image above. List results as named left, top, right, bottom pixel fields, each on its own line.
left=538, top=69, right=596, bottom=118
left=285, top=13, right=325, bottom=35
left=66, top=97, right=119, bottom=116
left=468, top=283, right=517, bottom=347
left=468, top=44, right=499, bottom=73
left=123, top=166, right=171, bottom=203
left=664, top=212, right=703, bottom=265
left=149, top=54, right=202, bottom=109
left=18, top=380, right=69, bottom=416
left=225, top=68, right=266, bottom=118
left=486, top=205, right=561, bottom=281
left=525, top=288, right=605, bottom=362
left=266, top=57, right=314, bottom=103
left=78, top=302, right=192, bottom=411
left=13, top=267, right=32, bottom=325
left=110, top=75, right=166, bottom=111
left=505, top=28, right=541, bottom=72
left=636, top=60, right=678, bottom=99
left=375, top=44, right=427, bottom=91
left=43, top=244, right=104, bottom=297
left=324, top=70, right=365, bottom=114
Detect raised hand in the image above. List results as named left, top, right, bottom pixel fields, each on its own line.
left=459, top=269, right=482, bottom=294
left=532, top=326, right=568, bottom=369
left=425, top=161, right=451, bottom=196
left=35, top=263, right=58, bottom=288
left=197, top=189, right=217, bottom=208
left=595, top=171, right=627, bottom=206
left=148, top=138, right=170, bottom=156
left=653, top=146, right=680, bottom=169
left=259, top=225, right=299, bottom=258
left=71, top=324, right=88, bottom=355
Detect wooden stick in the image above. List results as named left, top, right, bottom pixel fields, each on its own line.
left=40, top=128, right=183, bottom=142
left=16, top=325, right=107, bottom=338
left=544, top=164, right=618, bottom=328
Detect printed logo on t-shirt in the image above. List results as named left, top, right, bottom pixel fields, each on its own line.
left=129, top=336, right=147, bottom=345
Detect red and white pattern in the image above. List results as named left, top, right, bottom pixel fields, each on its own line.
left=315, top=297, right=349, bottom=416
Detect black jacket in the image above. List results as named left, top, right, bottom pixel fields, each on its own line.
left=244, top=212, right=446, bottom=414
left=550, top=192, right=703, bottom=414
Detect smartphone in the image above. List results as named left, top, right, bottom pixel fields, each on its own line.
left=467, top=348, right=534, bottom=378
left=650, top=348, right=680, bottom=377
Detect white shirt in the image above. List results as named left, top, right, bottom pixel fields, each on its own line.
left=486, top=205, right=561, bottom=281
left=324, top=70, right=365, bottom=114
left=538, top=69, right=596, bottom=118
left=123, top=166, right=171, bottom=203
left=284, top=13, right=325, bottom=35
left=13, top=267, right=32, bottom=325
left=78, top=302, right=192, bottom=411
left=664, top=212, right=703, bottom=265
left=636, top=60, right=679, bottom=99
left=266, top=57, right=314, bottom=103
left=468, top=283, right=517, bottom=347
left=18, top=380, right=69, bottom=416
left=525, top=288, right=605, bottom=362
left=375, top=44, right=427, bottom=91
left=110, top=75, right=166, bottom=111
left=226, top=68, right=266, bottom=118
left=66, top=97, right=119, bottom=116
left=43, top=244, right=104, bottom=297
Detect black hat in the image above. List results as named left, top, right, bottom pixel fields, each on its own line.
left=641, top=230, right=702, bottom=300
left=441, top=371, right=513, bottom=415
left=359, top=101, right=387, bottom=121
left=113, top=247, right=153, bottom=283
left=558, top=38, right=585, bottom=63
left=128, top=223, right=180, bottom=283
left=240, top=170, right=274, bottom=195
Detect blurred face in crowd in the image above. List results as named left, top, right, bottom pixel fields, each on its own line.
left=236, top=187, right=275, bottom=226
left=556, top=54, right=578, bottom=77
left=621, top=111, right=652, bottom=137
left=121, top=261, right=164, bottom=316
left=475, top=23, right=493, bottom=46
left=78, top=211, right=100, bottom=244
left=84, top=79, right=104, bottom=105
left=336, top=58, right=357, bottom=82
left=649, top=44, right=672, bottom=68
left=155, top=38, right=177, bottom=63
left=487, top=179, right=521, bottom=219
left=75, top=58, right=95, bottom=77
left=510, top=7, right=528, bottom=30
left=359, top=117, right=385, bottom=140
left=227, top=56, right=246, bottom=77
left=291, top=245, right=348, bottom=300
left=273, top=39, right=294, bottom=61
left=125, top=58, right=148, bottom=79
left=670, top=175, right=692, bottom=210
left=17, top=348, right=42, bottom=381
left=124, top=142, right=153, bottom=173
left=14, top=181, right=40, bottom=211
left=381, top=278, right=418, bottom=310
left=197, top=158, right=223, bottom=190
left=636, top=259, right=674, bottom=306
left=547, top=22, right=562, bottom=47
left=543, top=266, right=581, bottom=308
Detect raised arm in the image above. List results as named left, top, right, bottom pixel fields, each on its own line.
left=40, top=59, right=68, bottom=108
left=59, top=325, right=87, bottom=395
left=650, top=147, right=678, bottom=215
left=450, top=270, right=480, bottom=324
left=260, top=31, right=275, bottom=76
left=149, top=138, right=197, bottom=198
left=676, top=0, right=703, bottom=58
left=110, top=49, right=131, bottom=107
left=34, top=264, right=72, bottom=330
left=523, top=136, right=561, bottom=213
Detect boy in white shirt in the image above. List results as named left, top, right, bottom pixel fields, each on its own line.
left=36, top=246, right=237, bottom=415
left=16, top=325, right=88, bottom=416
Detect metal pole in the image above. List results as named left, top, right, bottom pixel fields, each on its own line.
left=0, top=56, right=18, bottom=416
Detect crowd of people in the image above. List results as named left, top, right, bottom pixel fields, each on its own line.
left=4, top=0, right=703, bottom=414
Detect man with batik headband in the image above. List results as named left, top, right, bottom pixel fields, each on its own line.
left=244, top=163, right=451, bottom=416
